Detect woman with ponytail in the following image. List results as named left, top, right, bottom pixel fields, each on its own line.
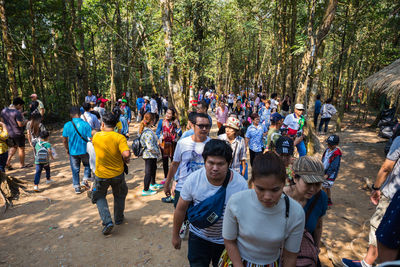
left=139, top=113, right=162, bottom=196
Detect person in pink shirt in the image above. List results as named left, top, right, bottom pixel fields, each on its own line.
left=216, top=100, right=229, bottom=129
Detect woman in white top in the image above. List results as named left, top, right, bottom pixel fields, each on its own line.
left=222, top=152, right=305, bottom=267
left=318, top=98, right=337, bottom=134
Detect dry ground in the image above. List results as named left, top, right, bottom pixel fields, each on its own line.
left=0, top=111, right=386, bottom=266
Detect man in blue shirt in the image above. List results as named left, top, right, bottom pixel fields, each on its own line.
left=314, top=94, right=322, bottom=128
left=62, top=107, right=93, bottom=194
left=85, top=90, right=97, bottom=104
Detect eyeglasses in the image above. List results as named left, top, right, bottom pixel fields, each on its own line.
left=195, top=124, right=211, bottom=129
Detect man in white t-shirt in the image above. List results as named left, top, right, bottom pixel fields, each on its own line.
left=270, top=92, right=278, bottom=111
left=227, top=92, right=234, bottom=111
left=172, top=139, right=248, bottom=266
left=164, top=113, right=212, bottom=206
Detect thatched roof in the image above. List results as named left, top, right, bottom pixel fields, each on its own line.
left=365, top=58, right=400, bottom=96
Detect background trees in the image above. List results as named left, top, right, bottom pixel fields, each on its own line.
left=0, top=0, right=399, bottom=121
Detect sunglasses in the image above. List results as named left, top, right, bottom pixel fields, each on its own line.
left=195, top=124, right=211, bottom=129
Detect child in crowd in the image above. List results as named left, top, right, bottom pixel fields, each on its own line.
left=34, top=130, right=54, bottom=191
left=0, top=120, right=9, bottom=172
left=322, top=134, right=342, bottom=206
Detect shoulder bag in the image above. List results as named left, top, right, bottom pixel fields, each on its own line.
left=187, top=170, right=231, bottom=229
left=296, top=191, right=322, bottom=267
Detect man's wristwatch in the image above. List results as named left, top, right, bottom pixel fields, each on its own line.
left=372, top=184, right=381, bottom=191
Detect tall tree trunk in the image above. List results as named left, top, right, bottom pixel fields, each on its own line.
left=0, top=0, right=18, bottom=97
left=29, top=0, right=38, bottom=94
left=160, top=0, right=185, bottom=117
left=295, top=0, right=338, bottom=108
left=77, top=0, right=89, bottom=95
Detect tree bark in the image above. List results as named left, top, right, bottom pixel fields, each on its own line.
left=0, top=0, right=18, bottom=97
left=295, top=0, right=338, bottom=108
left=160, top=0, right=186, bottom=117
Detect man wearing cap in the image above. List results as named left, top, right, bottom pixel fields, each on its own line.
left=85, top=90, right=97, bottom=104
left=218, top=117, right=247, bottom=178
left=30, top=94, right=45, bottom=116
left=283, top=104, right=307, bottom=157
left=265, top=112, right=284, bottom=152
left=275, top=136, right=295, bottom=184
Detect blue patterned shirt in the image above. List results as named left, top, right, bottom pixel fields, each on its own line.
left=245, top=124, right=267, bottom=152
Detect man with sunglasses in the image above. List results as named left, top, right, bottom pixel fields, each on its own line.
left=164, top=113, right=211, bottom=237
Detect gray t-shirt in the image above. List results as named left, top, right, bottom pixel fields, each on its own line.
left=1, top=108, right=24, bottom=137
left=382, top=136, right=400, bottom=199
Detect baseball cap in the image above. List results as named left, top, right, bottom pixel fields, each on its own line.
left=295, top=104, right=304, bottom=110
left=292, top=156, right=325, bottom=183
left=327, top=134, right=339, bottom=145
left=270, top=112, right=283, bottom=122
left=224, top=117, right=241, bottom=130
left=30, top=93, right=37, bottom=98
left=275, top=136, right=294, bottom=156
left=122, top=99, right=128, bottom=103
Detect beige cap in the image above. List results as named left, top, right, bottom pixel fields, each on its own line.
left=292, top=156, right=325, bottom=183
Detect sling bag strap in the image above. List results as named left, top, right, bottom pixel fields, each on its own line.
left=71, top=120, right=88, bottom=143
left=305, top=191, right=322, bottom=223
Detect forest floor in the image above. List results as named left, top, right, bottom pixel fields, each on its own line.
left=0, top=110, right=386, bottom=267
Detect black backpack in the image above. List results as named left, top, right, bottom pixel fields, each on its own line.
left=132, top=129, right=150, bottom=157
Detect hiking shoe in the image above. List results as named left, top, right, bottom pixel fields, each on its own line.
left=34, top=185, right=39, bottom=192
left=342, top=258, right=362, bottom=267
left=102, top=222, right=114, bottom=235
left=142, top=189, right=157, bottom=196
left=75, top=187, right=82, bottom=194
left=161, top=196, right=174, bottom=203
left=46, top=179, right=54, bottom=184
left=179, top=220, right=190, bottom=239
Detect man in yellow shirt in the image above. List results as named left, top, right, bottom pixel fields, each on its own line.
left=91, top=111, right=131, bottom=235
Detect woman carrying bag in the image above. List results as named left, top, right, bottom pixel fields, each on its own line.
left=156, top=108, right=181, bottom=185
left=221, top=152, right=305, bottom=267
left=139, top=113, right=163, bottom=196
left=284, top=156, right=328, bottom=267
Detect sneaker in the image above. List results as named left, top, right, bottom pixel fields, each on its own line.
left=342, top=258, right=363, bottom=267
left=46, top=179, right=54, bottom=184
left=102, top=222, right=114, bottom=235
left=34, top=185, right=39, bottom=192
left=179, top=221, right=190, bottom=239
left=150, top=184, right=163, bottom=190
left=75, top=187, right=82, bottom=194
left=161, top=196, right=174, bottom=203
left=142, top=189, right=157, bottom=196
left=81, top=180, right=90, bottom=189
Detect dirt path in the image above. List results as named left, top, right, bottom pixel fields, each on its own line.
left=0, top=112, right=386, bottom=266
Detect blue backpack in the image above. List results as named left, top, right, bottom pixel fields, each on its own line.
left=187, top=170, right=231, bottom=229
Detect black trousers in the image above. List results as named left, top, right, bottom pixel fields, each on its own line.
left=319, top=117, right=331, bottom=133
left=314, top=112, right=320, bottom=128
left=188, top=232, right=225, bottom=267
left=249, top=149, right=262, bottom=167
left=162, top=156, right=172, bottom=178
left=144, top=158, right=157, bottom=191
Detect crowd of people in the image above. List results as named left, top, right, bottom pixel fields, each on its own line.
left=0, top=88, right=399, bottom=267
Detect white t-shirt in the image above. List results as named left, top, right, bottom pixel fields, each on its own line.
left=173, top=136, right=211, bottom=191
left=283, top=113, right=300, bottom=130
left=150, top=99, right=158, bottom=113
left=223, top=190, right=305, bottom=265
left=180, top=167, right=248, bottom=244
left=228, top=94, right=234, bottom=104
left=270, top=99, right=278, bottom=110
